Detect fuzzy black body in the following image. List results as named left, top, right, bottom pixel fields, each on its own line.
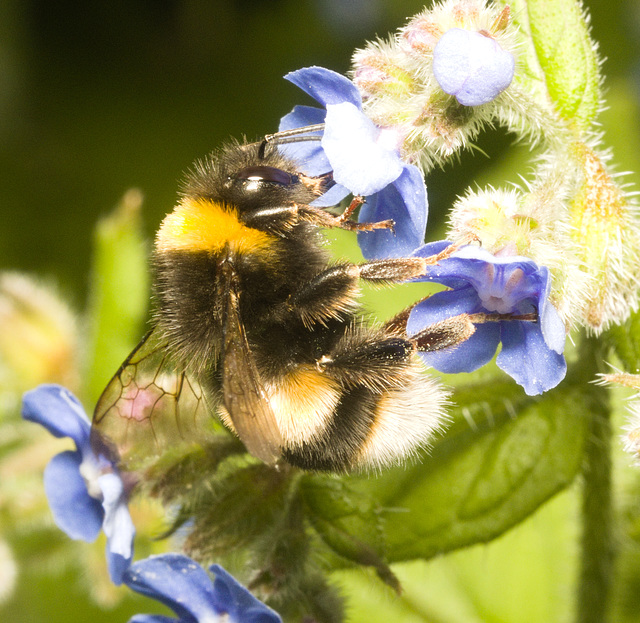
left=94, top=141, right=447, bottom=473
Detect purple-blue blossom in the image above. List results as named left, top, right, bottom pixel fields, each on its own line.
left=432, top=28, right=515, bottom=106
left=407, top=243, right=567, bottom=395
left=279, top=65, right=427, bottom=259
left=21, top=384, right=135, bottom=584
left=124, top=553, right=282, bottom=623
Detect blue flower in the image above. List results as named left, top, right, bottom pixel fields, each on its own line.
left=21, top=384, right=135, bottom=584
left=432, top=28, right=515, bottom=106
left=407, top=243, right=567, bottom=395
left=124, top=553, right=282, bottom=623
left=279, top=66, right=427, bottom=259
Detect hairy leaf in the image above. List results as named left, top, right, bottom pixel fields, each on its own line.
left=301, top=475, right=399, bottom=591
left=316, top=377, right=588, bottom=564
left=526, top=0, right=601, bottom=133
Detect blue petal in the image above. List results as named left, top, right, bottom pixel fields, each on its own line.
left=100, top=473, right=135, bottom=559
left=310, top=182, right=350, bottom=207
left=411, top=240, right=452, bottom=260
left=407, top=287, right=500, bottom=373
left=278, top=105, right=330, bottom=175
left=433, top=29, right=515, bottom=106
left=498, top=319, right=567, bottom=395
left=357, top=166, right=427, bottom=259
left=124, top=554, right=218, bottom=622
left=43, top=450, right=103, bottom=542
left=285, top=66, right=362, bottom=108
left=279, top=104, right=326, bottom=132
left=22, top=384, right=91, bottom=450
left=411, top=241, right=472, bottom=290
left=322, top=102, right=403, bottom=195
left=424, top=255, right=493, bottom=290
left=392, top=164, right=428, bottom=236
left=109, top=550, right=134, bottom=587
left=100, top=472, right=135, bottom=584
left=536, top=271, right=566, bottom=354
left=423, top=322, right=501, bottom=373
left=210, top=565, right=282, bottom=623
left=407, top=285, right=481, bottom=329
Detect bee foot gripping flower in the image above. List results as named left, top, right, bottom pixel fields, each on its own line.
left=21, top=384, right=134, bottom=584
left=408, top=243, right=567, bottom=395
left=124, top=553, right=282, bottom=623
left=279, top=66, right=428, bottom=259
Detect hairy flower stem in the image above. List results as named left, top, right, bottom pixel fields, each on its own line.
left=576, top=336, right=615, bottom=623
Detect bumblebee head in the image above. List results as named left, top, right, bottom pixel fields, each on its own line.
left=182, top=141, right=331, bottom=213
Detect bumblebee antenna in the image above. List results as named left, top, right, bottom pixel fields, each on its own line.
left=259, top=124, right=325, bottom=159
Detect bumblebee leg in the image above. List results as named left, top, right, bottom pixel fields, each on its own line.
left=241, top=201, right=392, bottom=234
left=353, top=237, right=479, bottom=282
left=388, top=307, right=538, bottom=353
left=316, top=331, right=415, bottom=390
left=297, top=203, right=395, bottom=232
left=336, top=195, right=365, bottom=224
left=280, top=257, right=442, bottom=327
left=271, top=242, right=477, bottom=328
left=408, top=314, right=478, bottom=353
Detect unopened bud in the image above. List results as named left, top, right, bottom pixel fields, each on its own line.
left=351, top=0, right=519, bottom=172
left=432, top=28, right=515, bottom=106
left=352, top=43, right=415, bottom=98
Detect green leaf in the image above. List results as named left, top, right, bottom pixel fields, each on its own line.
left=83, top=189, right=149, bottom=405
left=526, top=0, right=601, bottom=133
left=301, top=475, right=399, bottom=591
left=342, top=377, right=588, bottom=563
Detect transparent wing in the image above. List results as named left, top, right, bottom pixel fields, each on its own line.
left=91, top=327, right=213, bottom=471
left=221, top=264, right=283, bottom=465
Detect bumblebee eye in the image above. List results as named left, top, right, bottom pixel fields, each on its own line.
left=234, top=166, right=299, bottom=187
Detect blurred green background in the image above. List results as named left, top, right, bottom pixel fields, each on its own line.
left=2, top=0, right=640, bottom=622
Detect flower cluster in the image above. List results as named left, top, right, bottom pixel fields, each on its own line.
left=447, top=145, right=640, bottom=335
left=277, top=0, right=640, bottom=394
left=351, top=0, right=519, bottom=170
left=278, top=1, right=574, bottom=395
left=279, top=2, right=521, bottom=255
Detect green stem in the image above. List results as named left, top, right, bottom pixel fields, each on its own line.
left=576, top=336, right=615, bottom=623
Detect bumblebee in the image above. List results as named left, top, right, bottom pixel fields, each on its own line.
left=92, top=139, right=466, bottom=473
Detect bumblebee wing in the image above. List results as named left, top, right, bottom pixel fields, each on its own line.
left=221, top=266, right=283, bottom=465
left=91, top=326, right=211, bottom=471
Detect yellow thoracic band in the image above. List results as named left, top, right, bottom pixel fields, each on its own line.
left=155, top=198, right=276, bottom=255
